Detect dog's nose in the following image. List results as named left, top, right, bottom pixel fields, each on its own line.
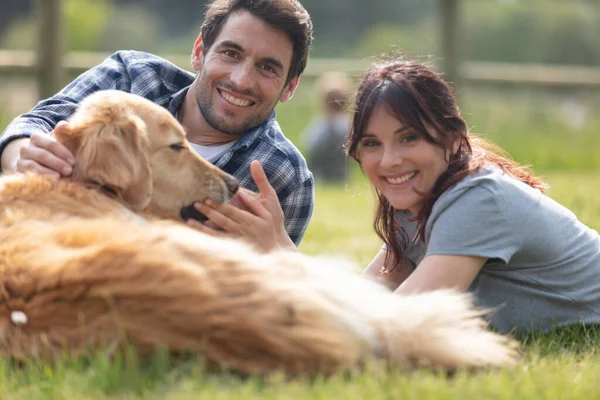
left=225, top=175, right=239, bottom=197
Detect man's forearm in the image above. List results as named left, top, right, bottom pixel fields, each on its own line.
left=1, top=138, right=30, bottom=174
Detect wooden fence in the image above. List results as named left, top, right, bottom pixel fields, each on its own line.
left=2, top=50, right=600, bottom=89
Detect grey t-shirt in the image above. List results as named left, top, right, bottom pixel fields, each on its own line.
left=395, top=167, right=600, bottom=334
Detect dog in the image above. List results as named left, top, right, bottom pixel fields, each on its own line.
left=0, top=90, right=518, bottom=375
left=0, top=89, right=238, bottom=228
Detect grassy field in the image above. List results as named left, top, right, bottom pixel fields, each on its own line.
left=0, top=172, right=599, bottom=399
left=1, top=85, right=600, bottom=398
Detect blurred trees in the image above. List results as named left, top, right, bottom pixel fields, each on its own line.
left=1, top=0, right=161, bottom=52
left=1, top=0, right=600, bottom=66
left=465, top=1, right=600, bottom=65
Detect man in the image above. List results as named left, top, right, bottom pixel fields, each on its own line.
left=0, top=0, right=314, bottom=245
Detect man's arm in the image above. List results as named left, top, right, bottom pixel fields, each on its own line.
left=279, top=175, right=314, bottom=246
left=0, top=51, right=135, bottom=175
left=0, top=138, right=29, bottom=174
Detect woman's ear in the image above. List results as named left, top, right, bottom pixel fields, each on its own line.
left=451, top=140, right=460, bottom=156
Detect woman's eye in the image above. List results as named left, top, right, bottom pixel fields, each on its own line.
left=401, top=133, right=419, bottom=143
left=360, top=139, right=379, bottom=148
left=170, top=144, right=186, bottom=152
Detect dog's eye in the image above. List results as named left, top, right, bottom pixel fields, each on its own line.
left=169, top=144, right=186, bottom=152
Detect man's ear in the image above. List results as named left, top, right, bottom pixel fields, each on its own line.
left=279, top=76, right=300, bottom=103
left=191, top=34, right=205, bottom=72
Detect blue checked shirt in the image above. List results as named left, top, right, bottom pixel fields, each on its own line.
left=0, top=50, right=314, bottom=245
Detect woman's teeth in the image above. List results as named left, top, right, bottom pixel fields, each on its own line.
left=386, top=172, right=416, bottom=184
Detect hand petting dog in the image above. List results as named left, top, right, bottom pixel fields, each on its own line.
left=188, top=160, right=296, bottom=252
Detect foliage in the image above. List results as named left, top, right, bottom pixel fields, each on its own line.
left=0, top=0, right=111, bottom=51
left=352, top=22, right=437, bottom=60
left=96, top=4, right=161, bottom=53
left=0, top=0, right=159, bottom=52
left=4, top=0, right=600, bottom=64
left=64, top=0, right=113, bottom=51
left=464, top=0, right=600, bottom=66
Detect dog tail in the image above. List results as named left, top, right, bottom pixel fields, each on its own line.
left=372, top=289, right=519, bottom=370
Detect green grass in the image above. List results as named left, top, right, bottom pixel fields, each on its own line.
left=2, top=85, right=600, bottom=398
left=1, top=171, right=600, bottom=399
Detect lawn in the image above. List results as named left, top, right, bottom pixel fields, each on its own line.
left=1, top=171, right=599, bottom=399
left=1, top=84, right=600, bottom=398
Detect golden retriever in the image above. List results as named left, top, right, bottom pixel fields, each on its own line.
left=0, top=89, right=238, bottom=227
left=0, top=90, right=518, bottom=375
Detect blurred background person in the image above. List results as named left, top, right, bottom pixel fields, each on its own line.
left=301, top=71, right=352, bottom=184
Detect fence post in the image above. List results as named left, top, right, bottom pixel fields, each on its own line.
left=440, top=0, right=461, bottom=90
left=36, top=0, right=64, bottom=99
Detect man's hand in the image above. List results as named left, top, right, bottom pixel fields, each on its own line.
left=5, top=122, right=75, bottom=177
left=187, top=160, right=295, bottom=252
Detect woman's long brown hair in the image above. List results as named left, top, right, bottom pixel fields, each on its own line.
left=346, top=60, right=547, bottom=273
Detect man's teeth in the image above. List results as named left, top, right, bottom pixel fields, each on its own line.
left=221, top=91, right=252, bottom=107
left=386, top=172, right=416, bottom=184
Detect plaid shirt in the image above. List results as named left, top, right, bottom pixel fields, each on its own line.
left=0, top=50, right=314, bottom=245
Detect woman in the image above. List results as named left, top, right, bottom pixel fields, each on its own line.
left=194, top=59, right=600, bottom=335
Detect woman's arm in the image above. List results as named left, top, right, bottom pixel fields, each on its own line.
left=395, top=254, right=487, bottom=295
left=362, top=249, right=415, bottom=291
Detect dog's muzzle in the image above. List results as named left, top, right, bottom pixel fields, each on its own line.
left=180, top=204, right=208, bottom=223
left=180, top=176, right=239, bottom=223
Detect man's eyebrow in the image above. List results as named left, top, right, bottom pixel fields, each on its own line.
left=215, top=40, right=244, bottom=52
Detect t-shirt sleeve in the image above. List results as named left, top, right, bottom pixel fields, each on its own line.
left=426, top=185, right=521, bottom=264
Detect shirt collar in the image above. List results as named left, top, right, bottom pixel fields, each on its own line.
left=168, top=86, right=190, bottom=116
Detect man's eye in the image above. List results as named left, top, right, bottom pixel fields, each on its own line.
left=224, top=50, right=238, bottom=58
left=170, top=144, right=186, bottom=152
left=261, top=64, right=276, bottom=74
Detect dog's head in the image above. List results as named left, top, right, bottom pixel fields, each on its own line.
left=55, top=90, right=239, bottom=220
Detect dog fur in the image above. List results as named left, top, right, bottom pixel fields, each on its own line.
left=0, top=90, right=518, bottom=375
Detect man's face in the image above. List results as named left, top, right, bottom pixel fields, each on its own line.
left=191, top=11, right=299, bottom=136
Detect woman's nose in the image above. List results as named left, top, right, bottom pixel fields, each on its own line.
left=380, top=146, right=402, bottom=169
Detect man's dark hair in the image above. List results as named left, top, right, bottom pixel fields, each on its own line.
left=201, top=0, right=313, bottom=84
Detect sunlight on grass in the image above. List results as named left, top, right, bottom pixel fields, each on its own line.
left=1, top=171, right=598, bottom=399
left=2, top=86, right=600, bottom=398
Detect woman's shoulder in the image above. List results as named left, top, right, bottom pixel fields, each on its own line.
left=442, top=166, right=540, bottom=203
left=431, top=167, right=543, bottom=225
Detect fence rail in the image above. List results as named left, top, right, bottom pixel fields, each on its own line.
left=2, top=50, right=600, bottom=88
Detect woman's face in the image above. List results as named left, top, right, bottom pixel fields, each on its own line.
left=357, top=103, right=450, bottom=215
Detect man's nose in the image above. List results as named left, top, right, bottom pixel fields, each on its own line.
left=229, top=62, right=254, bottom=92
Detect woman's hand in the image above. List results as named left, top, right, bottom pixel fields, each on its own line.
left=187, top=160, right=296, bottom=252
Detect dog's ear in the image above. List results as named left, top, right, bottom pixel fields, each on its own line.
left=53, top=122, right=82, bottom=155
left=74, top=116, right=153, bottom=212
